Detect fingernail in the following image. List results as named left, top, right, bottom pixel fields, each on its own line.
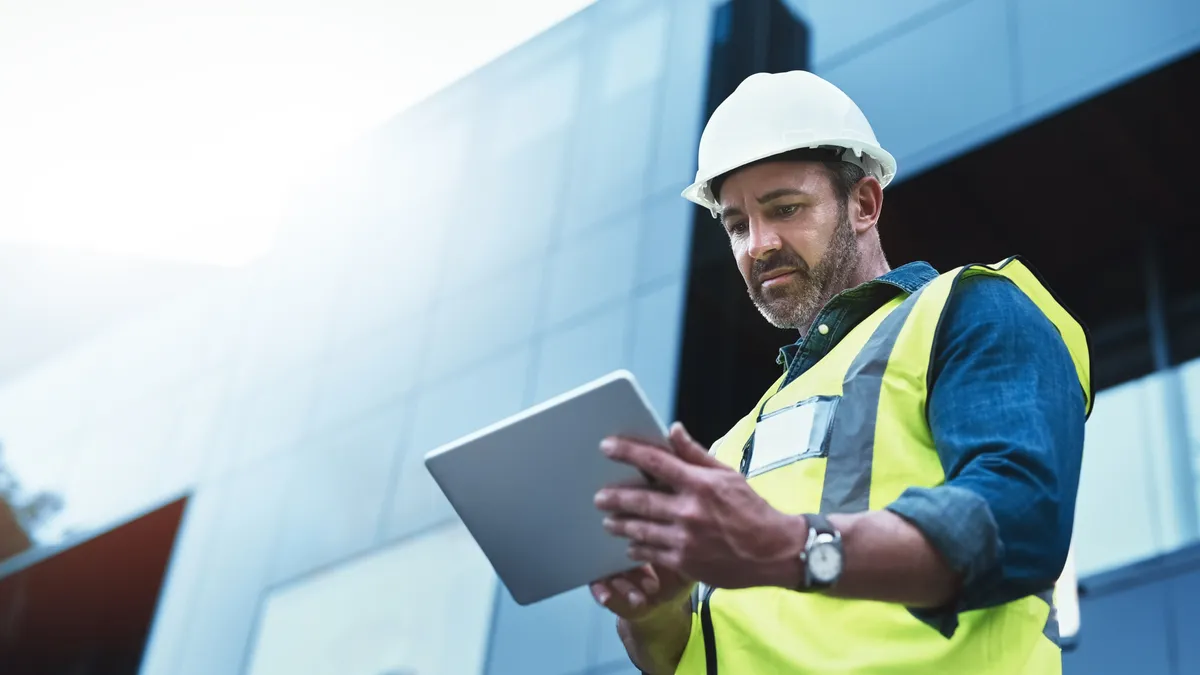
left=600, top=439, right=616, bottom=454
left=628, top=592, right=641, bottom=607
left=594, top=490, right=610, bottom=506
left=602, top=516, right=616, bottom=531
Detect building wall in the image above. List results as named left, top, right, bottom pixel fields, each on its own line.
left=0, top=1, right=711, bottom=673
left=0, top=0, right=1197, bottom=673
left=1063, top=543, right=1200, bottom=675
left=788, top=0, right=1200, bottom=180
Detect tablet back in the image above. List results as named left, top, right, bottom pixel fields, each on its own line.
left=424, top=370, right=667, bottom=605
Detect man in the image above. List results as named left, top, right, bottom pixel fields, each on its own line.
left=590, top=70, right=1091, bottom=674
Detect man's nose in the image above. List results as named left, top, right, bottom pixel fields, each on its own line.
left=747, top=220, right=781, bottom=260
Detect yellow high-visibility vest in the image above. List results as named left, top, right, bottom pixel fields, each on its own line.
left=675, top=257, right=1093, bottom=674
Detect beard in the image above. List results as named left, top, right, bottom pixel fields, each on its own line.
left=747, top=206, right=861, bottom=332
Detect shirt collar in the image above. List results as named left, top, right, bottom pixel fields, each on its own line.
left=866, top=260, right=939, bottom=295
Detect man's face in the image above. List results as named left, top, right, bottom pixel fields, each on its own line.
left=717, top=161, right=861, bottom=331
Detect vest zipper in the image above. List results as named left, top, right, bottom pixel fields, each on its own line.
left=700, top=584, right=719, bottom=675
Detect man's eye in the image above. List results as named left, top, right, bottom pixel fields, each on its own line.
left=726, top=221, right=748, bottom=236
left=776, top=204, right=799, bottom=217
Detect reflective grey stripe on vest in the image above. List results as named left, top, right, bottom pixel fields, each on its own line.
left=1035, top=589, right=1060, bottom=644
left=819, top=288, right=925, bottom=513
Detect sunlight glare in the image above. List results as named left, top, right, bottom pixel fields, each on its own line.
left=0, top=0, right=597, bottom=266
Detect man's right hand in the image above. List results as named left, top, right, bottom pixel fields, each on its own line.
left=592, top=564, right=694, bottom=673
left=590, top=563, right=693, bottom=621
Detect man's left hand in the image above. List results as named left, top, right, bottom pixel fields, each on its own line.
left=596, top=422, right=806, bottom=590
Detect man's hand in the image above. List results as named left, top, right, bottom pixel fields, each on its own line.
left=595, top=422, right=807, bottom=590
left=589, top=563, right=692, bottom=621
left=592, top=563, right=694, bottom=674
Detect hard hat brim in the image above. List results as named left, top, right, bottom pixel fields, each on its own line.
left=681, top=140, right=897, bottom=214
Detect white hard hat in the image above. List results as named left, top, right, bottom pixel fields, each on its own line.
left=681, top=70, right=897, bottom=215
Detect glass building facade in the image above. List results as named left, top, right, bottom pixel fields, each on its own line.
left=0, top=0, right=1198, bottom=673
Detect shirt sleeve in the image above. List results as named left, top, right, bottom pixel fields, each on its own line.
left=883, top=273, right=1086, bottom=638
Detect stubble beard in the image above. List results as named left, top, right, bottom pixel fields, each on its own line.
left=748, top=207, right=861, bottom=332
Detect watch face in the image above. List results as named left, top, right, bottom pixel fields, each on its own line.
left=809, top=543, right=843, bottom=583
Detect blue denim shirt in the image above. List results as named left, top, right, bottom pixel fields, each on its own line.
left=777, top=261, right=1086, bottom=638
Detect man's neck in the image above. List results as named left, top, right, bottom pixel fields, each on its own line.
left=851, top=258, right=892, bottom=289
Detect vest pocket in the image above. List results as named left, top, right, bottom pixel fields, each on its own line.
left=746, top=395, right=840, bottom=477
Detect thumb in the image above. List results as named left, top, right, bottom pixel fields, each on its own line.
left=669, top=422, right=722, bottom=467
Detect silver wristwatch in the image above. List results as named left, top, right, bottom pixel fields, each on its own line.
left=799, top=513, right=844, bottom=590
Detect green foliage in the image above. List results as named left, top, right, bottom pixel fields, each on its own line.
left=0, top=441, right=63, bottom=543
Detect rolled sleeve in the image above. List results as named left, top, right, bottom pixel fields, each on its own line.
left=887, top=273, right=1086, bottom=637
left=886, top=485, right=1004, bottom=637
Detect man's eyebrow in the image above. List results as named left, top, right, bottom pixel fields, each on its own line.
left=718, top=206, right=745, bottom=225
left=756, top=188, right=807, bottom=204
left=719, top=188, right=808, bottom=224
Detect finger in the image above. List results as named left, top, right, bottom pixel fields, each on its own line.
left=595, top=486, right=682, bottom=521
left=669, top=422, right=725, bottom=468
left=590, top=580, right=612, bottom=605
left=635, top=566, right=661, bottom=596
left=617, top=564, right=661, bottom=597
left=629, top=544, right=681, bottom=570
left=609, top=575, right=645, bottom=608
left=603, top=514, right=680, bottom=549
left=601, top=437, right=698, bottom=487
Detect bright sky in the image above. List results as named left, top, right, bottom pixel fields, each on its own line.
left=0, top=0, right=597, bottom=266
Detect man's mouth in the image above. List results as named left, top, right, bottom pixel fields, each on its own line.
left=759, top=269, right=796, bottom=288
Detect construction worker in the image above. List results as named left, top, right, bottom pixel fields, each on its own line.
left=590, top=70, right=1091, bottom=674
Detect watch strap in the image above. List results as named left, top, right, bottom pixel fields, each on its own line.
left=805, top=512, right=835, bottom=537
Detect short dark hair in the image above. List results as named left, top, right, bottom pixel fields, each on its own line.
left=710, top=148, right=867, bottom=207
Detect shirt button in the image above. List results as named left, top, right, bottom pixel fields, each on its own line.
left=818, top=323, right=830, bottom=335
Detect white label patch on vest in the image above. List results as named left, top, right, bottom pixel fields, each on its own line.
left=748, top=396, right=838, bottom=477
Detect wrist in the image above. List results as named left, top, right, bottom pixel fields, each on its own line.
left=761, top=513, right=809, bottom=589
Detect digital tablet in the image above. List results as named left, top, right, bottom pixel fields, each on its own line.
left=423, top=369, right=669, bottom=605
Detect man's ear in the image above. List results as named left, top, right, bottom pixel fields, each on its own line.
left=850, top=176, right=884, bottom=234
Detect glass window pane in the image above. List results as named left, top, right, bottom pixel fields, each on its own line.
left=631, top=281, right=685, bottom=418
left=230, top=367, right=320, bottom=470
left=492, top=56, right=582, bottom=156
left=160, top=369, right=232, bottom=495
left=457, top=131, right=570, bottom=276
left=54, top=389, right=184, bottom=534
left=1181, top=358, right=1200, bottom=524
left=599, top=8, right=669, bottom=100
left=565, top=84, right=659, bottom=229
left=590, top=600, right=630, bottom=666
left=1074, top=374, right=1184, bottom=576
left=174, top=454, right=294, bottom=675
left=636, top=193, right=694, bottom=289
left=821, top=0, right=1011, bottom=164
left=385, top=347, right=533, bottom=539
left=544, top=219, right=640, bottom=328
left=387, top=115, right=473, bottom=199
left=535, top=304, right=630, bottom=403
left=310, top=315, right=424, bottom=434
left=268, top=403, right=408, bottom=584
left=329, top=201, right=443, bottom=346
left=486, top=586, right=592, bottom=675
left=426, top=263, right=543, bottom=381
left=646, top=0, right=709, bottom=197
left=235, top=267, right=341, bottom=385
left=246, top=524, right=495, bottom=675
left=1172, top=569, right=1200, bottom=674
